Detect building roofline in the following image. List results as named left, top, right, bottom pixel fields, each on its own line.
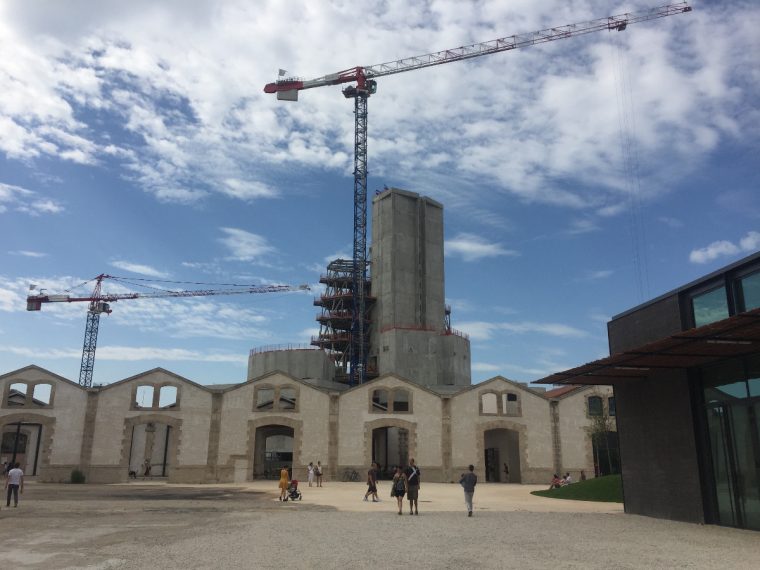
left=0, top=365, right=84, bottom=390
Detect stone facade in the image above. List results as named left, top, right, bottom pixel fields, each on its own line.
left=0, top=365, right=607, bottom=484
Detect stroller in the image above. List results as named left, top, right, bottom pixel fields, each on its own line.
left=285, top=479, right=302, bottom=501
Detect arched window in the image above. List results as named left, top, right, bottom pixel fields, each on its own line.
left=32, top=384, right=52, bottom=406
left=481, top=392, right=499, bottom=415
left=503, top=392, right=519, bottom=415
left=372, top=389, right=389, bottom=412
left=279, top=387, right=297, bottom=410
left=588, top=396, right=603, bottom=417
left=159, top=386, right=178, bottom=409
left=7, top=383, right=27, bottom=406
left=135, top=385, right=155, bottom=409
left=392, top=389, right=410, bottom=412
left=255, top=387, right=275, bottom=410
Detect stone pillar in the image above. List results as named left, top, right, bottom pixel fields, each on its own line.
left=441, top=397, right=452, bottom=482
left=205, top=392, right=223, bottom=481
left=79, top=391, right=99, bottom=478
left=550, top=400, right=562, bottom=474
left=328, top=394, right=339, bottom=480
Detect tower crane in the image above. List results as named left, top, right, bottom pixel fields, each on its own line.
left=264, top=2, right=692, bottom=385
left=26, top=274, right=309, bottom=387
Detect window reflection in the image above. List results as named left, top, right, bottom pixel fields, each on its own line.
left=692, top=286, right=729, bottom=327
left=372, top=389, right=389, bottom=412
left=393, top=390, right=409, bottom=412
left=256, top=388, right=275, bottom=410
left=588, top=396, right=603, bottom=417
left=280, top=387, right=296, bottom=410
left=740, top=271, right=760, bottom=311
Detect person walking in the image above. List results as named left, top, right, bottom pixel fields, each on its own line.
left=278, top=465, right=289, bottom=501
left=363, top=462, right=379, bottom=502
left=459, top=464, right=478, bottom=517
left=390, top=466, right=407, bottom=515
left=316, top=461, right=323, bottom=487
left=307, top=462, right=315, bottom=487
left=405, top=458, right=421, bottom=515
left=5, top=462, right=24, bottom=508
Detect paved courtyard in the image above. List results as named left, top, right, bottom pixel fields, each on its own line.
left=1, top=481, right=758, bottom=569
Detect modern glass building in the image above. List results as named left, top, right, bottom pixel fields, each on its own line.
left=539, top=251, right=760, bottom=531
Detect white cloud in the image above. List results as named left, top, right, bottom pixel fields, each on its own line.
left=218, top=227, right=276, bottom=262
left=0, top=345, right=247, bottom=364
left=581, top=269, right=613, bottom=281
left=445, top=233, right=517, bottom=262
left=9, top=250, right=47, bottom=258
left=0, top=1, right=753, bottom=216
left=110, top=260, right=170, bottom=279
left=0, top=182, right=64, bottom=216
left=472, top=362, right=501, bottom=373
left=658, top=216, right=684, bottom=229
left=457, top=320, right=587, bottom=341
left=689, top=230, right=759, bottom=264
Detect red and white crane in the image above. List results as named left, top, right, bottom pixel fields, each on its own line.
left=27, top=274, right=309, bottom=387
left=263, top=3, right=692, bottom=385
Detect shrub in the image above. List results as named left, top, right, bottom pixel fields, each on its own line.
left=70, top=469, right=86, bottom=484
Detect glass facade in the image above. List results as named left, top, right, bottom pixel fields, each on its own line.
left=740, top=271, right=760, bottom=311
left=692, top=286, right=729, bottom=327
left=702, top=356, right=760, bottom=531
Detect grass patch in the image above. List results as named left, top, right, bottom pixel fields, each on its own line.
left=531, top=475, right=623, bottom=503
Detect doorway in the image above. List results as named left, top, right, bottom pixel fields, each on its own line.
left=372, top=426, right=408, bottom=479
left=253, top=425, right=294, bottom=479
left=483, top=428, right=520, bottom=483
left=592, top=431, right=620, bottom=477
left=1, top=423, right=43, bottom=476
left=128, top=422, right=172, bottom=477
left=703, top=359, right=760, bottom=531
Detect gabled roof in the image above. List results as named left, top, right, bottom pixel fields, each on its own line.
left=543, top=386, right=584, bottom=399
left=340, top=372, right=444, bottom=398
left=98, top=367, right=215, bottom=392
left=224, top=369, right=333, bottom=395
left=0, top=365, right=84, bottom=390
left=451, top=375, right=548, bottom=400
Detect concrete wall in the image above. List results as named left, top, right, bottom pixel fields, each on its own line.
left=449, top=379, right=554, bottom=484
left=374, top=329, right=470, bottom=387
left=247, top=349, right=336, bottom=385
left=615, top=370, right=704, bottom=523
left=608, top=294, right=682, bottom=354
left=370, top=188, right=445, bottom=333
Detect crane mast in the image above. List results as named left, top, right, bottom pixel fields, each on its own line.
left=27, top=274, right=309, bottom=387
left=264, top=2, right=692, bottom=385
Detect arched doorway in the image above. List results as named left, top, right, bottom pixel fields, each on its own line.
left=372, top=426, right=408, bottom=479
left=128, top=422, right=173, bottom=477
left=253, top=425, right=294, bottom=479
left=483, top=428, right=521, bottom=483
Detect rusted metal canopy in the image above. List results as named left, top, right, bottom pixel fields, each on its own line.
left=536, top=308, right=760, bottom=386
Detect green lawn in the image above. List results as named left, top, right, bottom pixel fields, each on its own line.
left=530, top=474, right=623, bottom=503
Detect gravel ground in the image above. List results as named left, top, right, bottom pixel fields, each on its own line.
left=1, top=482, right=758, bottom=569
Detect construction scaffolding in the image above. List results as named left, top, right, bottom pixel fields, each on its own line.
left=311, top=259, right=376, bottom=384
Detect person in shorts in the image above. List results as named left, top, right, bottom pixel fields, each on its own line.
left=405, top=458, right=421, bottom=515
left=364, top=462, right=379, bottom=502
left=390, top=466, right=407, bottom=515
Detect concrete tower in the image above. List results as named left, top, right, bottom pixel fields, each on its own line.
left=369, top=188, right=471, bottom=387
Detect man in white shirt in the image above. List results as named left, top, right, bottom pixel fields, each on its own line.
left=5, top=462, right=24, bottom=508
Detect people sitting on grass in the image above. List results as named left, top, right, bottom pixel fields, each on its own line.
left=563, top=472, right=573, bottom=485
left=549, top=474, right=563, bottom=489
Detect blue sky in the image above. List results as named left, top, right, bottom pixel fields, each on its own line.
left=1, top=0, right=758, bottom=386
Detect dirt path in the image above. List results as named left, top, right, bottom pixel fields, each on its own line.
left=1, top=482, right=757, bottom=569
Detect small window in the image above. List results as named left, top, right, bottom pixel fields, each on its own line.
left=32, top=384, right=52, bottom=406
left=159, top=386, right=178, bottom=409
left=481, top=392, right=499, bottom=415
left=372, top=389, right=389, bottom=412
left=692, top=286, right=729, bottom=327
left=740, top=271, right=760, bottom=312
left=608, top=396, right=616, bottom=416
left=393, top=389, right=410, bottom=412
left=256, top=388, right=275, bottom=411
left=588, top=396, right=603, bottom=417
left=503, top=392, right=519, bottom=415
left=279, top=387, right=297, bottom=410
left=8, top=383, right=27, bottom=406
left=135, top=385, right=155, bottom=409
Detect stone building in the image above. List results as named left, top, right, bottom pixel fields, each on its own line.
left=0, top=187, right=615, bottom=486
left=0, top=364, right=613, bottom=484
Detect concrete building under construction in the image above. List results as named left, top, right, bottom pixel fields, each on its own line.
left=265, top=187, right=470, bottom=388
